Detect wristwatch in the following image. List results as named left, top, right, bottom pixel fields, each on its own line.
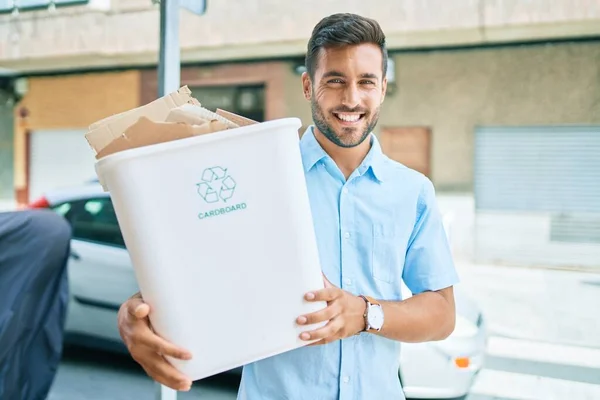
left=359, top=295, right=384, bottom=333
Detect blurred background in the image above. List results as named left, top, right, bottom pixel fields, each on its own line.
left=0, top=1, right=599, bottom=399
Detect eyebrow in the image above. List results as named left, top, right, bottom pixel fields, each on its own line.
left=359, top=73, right=379, bottom=80
left=322, top=71, right=380, bottom=80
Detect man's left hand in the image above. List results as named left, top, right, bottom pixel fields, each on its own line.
left=297, top=275, right=367, bottom=345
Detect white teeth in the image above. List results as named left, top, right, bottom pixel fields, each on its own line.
left=336, top=113, right=361, bottom=122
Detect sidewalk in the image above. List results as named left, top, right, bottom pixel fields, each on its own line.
left=0, top=199, right=16, bottom=213
left=455, top=261, right=600, bottom=349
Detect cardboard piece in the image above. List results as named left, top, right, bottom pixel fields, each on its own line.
left=216, top=109, right=258, bottom=127
left=86, top=86, right=261, bottom=161
left=95, top=117, right=230, bottom=159
left=165, top=107, right=212, bottom=126
left=86, top=86, right=200, bottom=154
left=167, top=104, right=239, bottom=129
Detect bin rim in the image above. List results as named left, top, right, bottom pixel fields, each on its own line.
left=95, top=117, right=302, bottom=169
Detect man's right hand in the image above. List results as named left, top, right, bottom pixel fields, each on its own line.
left=117, top=292, right=193, bottom=391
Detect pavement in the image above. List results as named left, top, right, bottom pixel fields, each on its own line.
left=454, top=262, right=600, bottom=349
left=47, top=346, right=239, bottom=400
left=0, top=200, right=16, bottom=213
left=47, top=262, right=600, bottom=400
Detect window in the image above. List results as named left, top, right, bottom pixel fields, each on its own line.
left=188, top=85, right=265, bottom=122
left=53, top=197, right=125, bottom=248
left=53, top=202, right=72, bottom=217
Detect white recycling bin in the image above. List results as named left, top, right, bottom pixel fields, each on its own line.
left=95, top=117, right=327, bottom=381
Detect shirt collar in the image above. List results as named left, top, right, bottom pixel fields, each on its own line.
left=300, top=126, right=328, bottom=172
left=300, top=126, right=386, bottom=182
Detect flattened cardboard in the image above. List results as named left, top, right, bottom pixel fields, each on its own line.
left=165, top=107, right=212, bottom=126
left=89, top=86, right=197, bottom=131
left=86, top=87, right=265, bottom=161
left=168, top=104, right=239, bottom=129
left=95, top=117, right=229, bottom=159
left=86, top=86, right=200, bottom=154
left=216, top=109, right=258, bottom=127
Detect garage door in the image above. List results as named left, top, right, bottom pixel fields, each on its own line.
left=474, top=126, right=600, bottom=269
left=29, top=129, right=97, bottom=201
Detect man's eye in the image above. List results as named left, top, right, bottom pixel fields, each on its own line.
left=328, top=79, right=344, bottom=84
left=361, top=80, right=375, bottom=85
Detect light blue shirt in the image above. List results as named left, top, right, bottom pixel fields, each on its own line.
left=237, top=127, right=459, bottom=400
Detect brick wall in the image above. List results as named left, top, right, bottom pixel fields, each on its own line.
left=13, top=70, right=141, bottom=203
left=140, top=61, right=288, bottom=120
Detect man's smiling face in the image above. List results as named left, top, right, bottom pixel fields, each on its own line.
left=303, top=43, right=387, bottom=148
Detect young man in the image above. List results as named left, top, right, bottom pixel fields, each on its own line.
left=117, top=13, right=459, bottom=400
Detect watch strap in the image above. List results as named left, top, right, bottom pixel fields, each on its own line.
left=360, top=295, right=380, bottom=307
left=359, top=295, right=381, bottom=333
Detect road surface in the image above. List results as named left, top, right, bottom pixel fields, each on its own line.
left=48, top=263, right=600, bottom=400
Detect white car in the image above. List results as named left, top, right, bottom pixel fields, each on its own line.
left=30, top=180, right=486, bottom=400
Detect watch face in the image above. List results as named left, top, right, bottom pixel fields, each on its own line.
left=368, top=305, right=384, bottom=329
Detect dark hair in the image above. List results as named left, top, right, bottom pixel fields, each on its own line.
left=305, top=13, right=388, bottom=80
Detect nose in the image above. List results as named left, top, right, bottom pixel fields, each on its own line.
left=341, top=83, right=360, bottom=109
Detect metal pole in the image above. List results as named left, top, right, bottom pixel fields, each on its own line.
left=158, top=0, right=181, bottom=97
left=156, top=382, right=178, bottom=400
left=157, top=3, right=181, bottom=398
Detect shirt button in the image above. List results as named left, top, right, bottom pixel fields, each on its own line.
left=343, top=376, right=350, bottom=383
left=344, top=278, right=352, bottom=286
left=342, top=187, right=349, bottom=194
left=344, top=232, right=351, bottom=239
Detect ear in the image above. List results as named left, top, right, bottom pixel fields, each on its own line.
left=380, top=76, right=388, bottom=104
left=301, top=72, right=312, bottom=101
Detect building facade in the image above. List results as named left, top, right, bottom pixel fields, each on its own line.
left=1, top=0, right=599, bottom=268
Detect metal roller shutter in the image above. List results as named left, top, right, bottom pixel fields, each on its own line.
left=29, top=129, right=97, bottom=202
left=474, top=126, right=600, bottom=269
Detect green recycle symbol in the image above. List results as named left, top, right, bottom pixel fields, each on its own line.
left=196, top=166, right=236, bottom=203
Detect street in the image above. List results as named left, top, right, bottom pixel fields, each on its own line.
left=47, top=346, right=240, bottom=400
left=48, top=263, right=600, bottom=400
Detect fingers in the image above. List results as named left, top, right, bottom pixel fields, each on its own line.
left=305, top=287, right=340, bottom=302
left=127, top=295, right=149, bottom=319
left=139, top=352, right=193, bottom=391
left=307, top=339, right=327, bottom=347
left=299, top=317, right=342, bottom=343
left=134, top=303, right=150, bottom=319
left=139, top=330, right=192, bottom=360
left=118, top=293, right=194, bottom=390
left=121, top=294, right=191, bottom=359
left=297, top=303, right=340, bottom=326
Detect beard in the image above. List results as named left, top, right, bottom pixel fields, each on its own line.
left=311, top=97, right=380, bottom=148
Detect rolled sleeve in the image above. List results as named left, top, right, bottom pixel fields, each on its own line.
left=402, top=178, right=460, bottom=294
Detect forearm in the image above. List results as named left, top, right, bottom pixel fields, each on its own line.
left=375, top=290, right=455, bottom=343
